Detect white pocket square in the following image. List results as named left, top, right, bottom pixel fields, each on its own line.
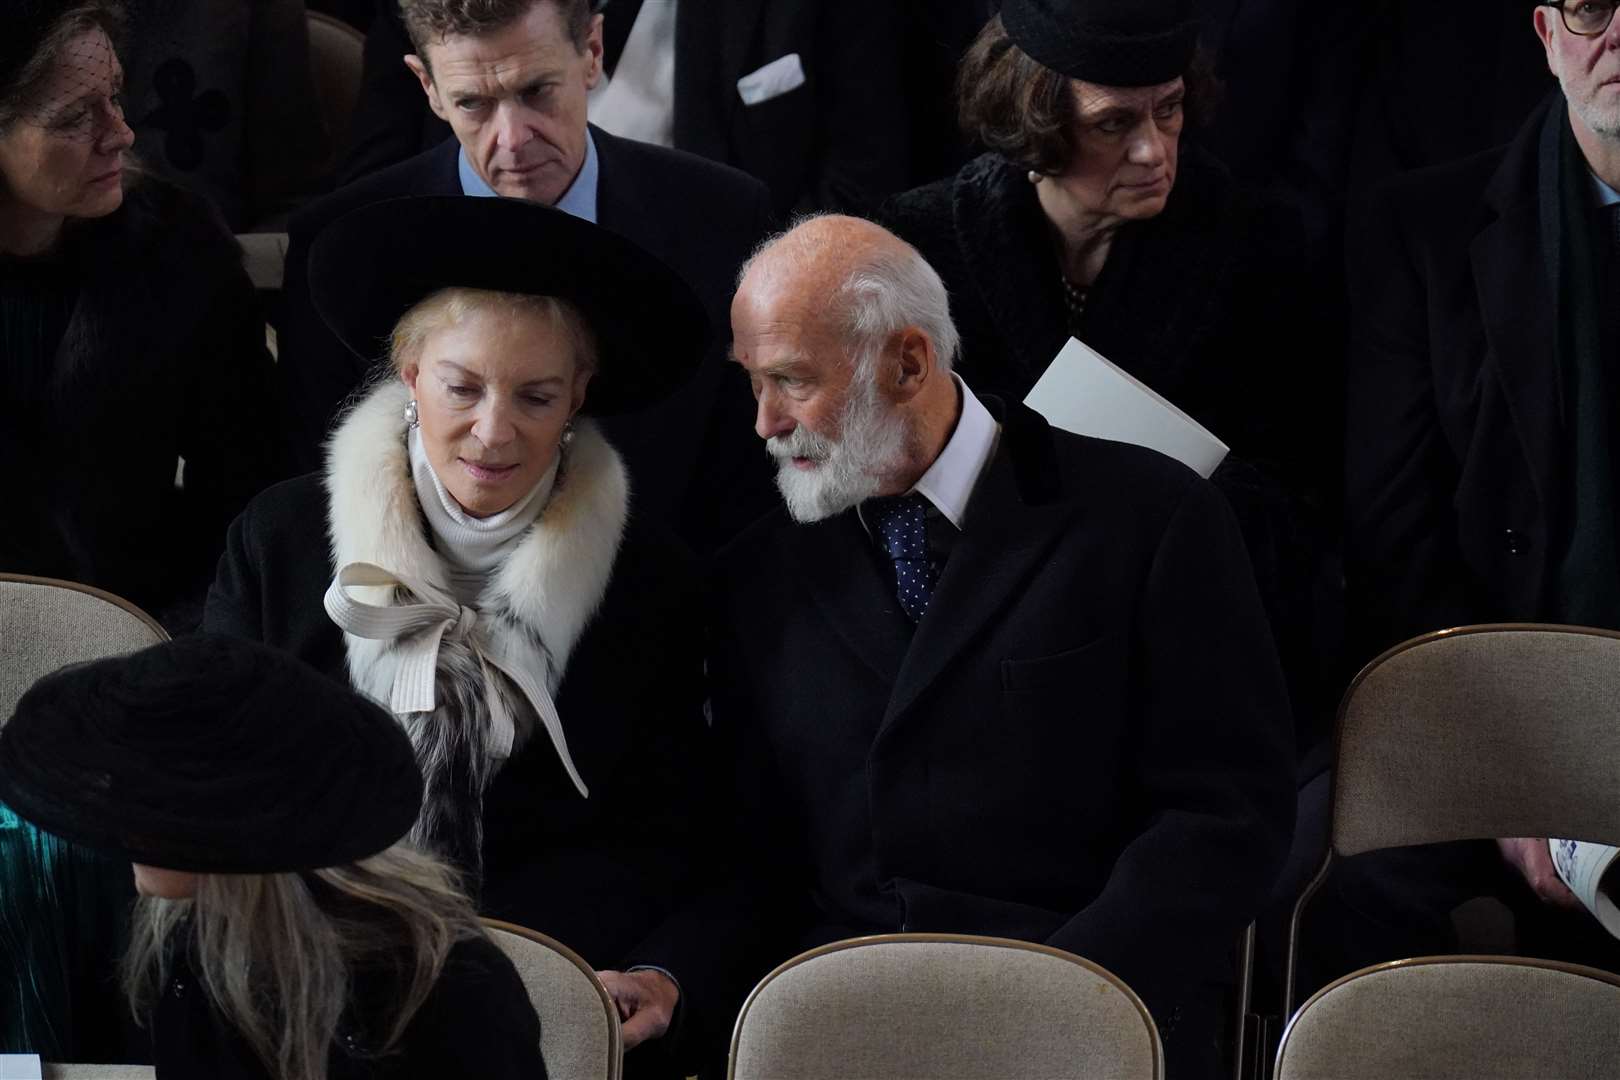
left=736, top=52, right=806, bottom=106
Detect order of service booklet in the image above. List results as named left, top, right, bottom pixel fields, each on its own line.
left=1550, top=838, right=1620, bottom=937
left=1022, top=338, right=1230, bottom=479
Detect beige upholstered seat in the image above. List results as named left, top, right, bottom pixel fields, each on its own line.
left=728, top=933, right=1163, bottom=1080
left=42, top=1067, right=156, bottom=1079
left=1284, top=624, right=1620, bottom=1016
left=482, top=919, right=621, bottom=1080
left=0, top=574, right=167, bottom=720
left=1275, top=956, right=1620, bottom=1080
left=304, top=11, right=365, bottom=175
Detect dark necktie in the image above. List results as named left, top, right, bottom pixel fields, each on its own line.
left=1610, top=203, right=1620, bottom=250
left=867, top=494, right=935, bottom=623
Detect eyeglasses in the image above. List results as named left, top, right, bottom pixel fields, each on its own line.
left=1540, top=0, right=1618, bottom=36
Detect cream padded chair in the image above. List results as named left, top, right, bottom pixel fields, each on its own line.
left=482, top=919, right=622, bottom=1080
left=1275, top=956, right=1620, bottom=1080
left=304, top=11, right=365, bottom=174
left=1283, top=624, right=1620, bottom=1017
left=728, top=933, right=1163, bottom=1080
left=42, top=1068, right=156, bottom=1079
left=0, top=574, right=167, bottom=719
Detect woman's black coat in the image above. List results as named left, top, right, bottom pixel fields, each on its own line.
left=882, top=150, right=1340, bottom=748
left=0, top=173, right=276, bottom=626
left=202, top=475, right=712, bottom=968
left=153, top=934, right=546, bottom=1079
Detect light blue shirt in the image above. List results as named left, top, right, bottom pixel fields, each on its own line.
left=457, top=129, right=600, bottom=224
left=1592, top=168, right=1620, bottom=209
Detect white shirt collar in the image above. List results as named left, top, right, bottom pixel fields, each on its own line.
left=909, top=374, right=999, bottom=529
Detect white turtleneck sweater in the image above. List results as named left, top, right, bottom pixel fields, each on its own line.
left=408, top=427, right=559, bottom=606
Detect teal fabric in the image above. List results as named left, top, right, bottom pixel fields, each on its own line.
left=0, top=801, right=135, bottom=1058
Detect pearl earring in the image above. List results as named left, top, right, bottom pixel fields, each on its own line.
left=403, top=399, right=419, bottom=428
left=1027, top=170, right=1042, bottom=184
left=560, top=420, right=576, bottom=447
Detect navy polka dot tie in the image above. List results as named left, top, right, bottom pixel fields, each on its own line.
left=868, top=494, right=935, bottom=623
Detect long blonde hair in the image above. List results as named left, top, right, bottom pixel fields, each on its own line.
left=123, top=844, right=486, bottom=1080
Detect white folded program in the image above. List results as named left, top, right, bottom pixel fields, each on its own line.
left=0, top=1055, right=43, bottom=1080
left=1023, top=337, right=1229, bottom=479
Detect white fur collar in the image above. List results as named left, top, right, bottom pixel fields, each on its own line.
left=325, top=380, right=628, bottom=688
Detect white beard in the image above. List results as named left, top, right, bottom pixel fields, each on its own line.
left=769, top=371, right=912, bottom=523
left=1553, top=56, right=1620, bottom=138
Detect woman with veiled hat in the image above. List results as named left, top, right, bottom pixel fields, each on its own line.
left=0, top=0, right=275, bottom=628
left=203, top=195, right=712, bottom=980
left=0, top=635, right=546, bottom=1079
left=881, top=0, right=1339, bottom=756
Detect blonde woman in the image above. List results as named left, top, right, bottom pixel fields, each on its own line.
left=0, top=635, right=546, bottom=1080
left=203, top=195, right=712, bottom=974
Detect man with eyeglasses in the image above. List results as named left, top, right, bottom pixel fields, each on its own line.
left=1333, top=0, right=1620, bottom=985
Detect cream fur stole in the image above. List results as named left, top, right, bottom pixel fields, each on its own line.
left=322, top=380, right=628, bottom=867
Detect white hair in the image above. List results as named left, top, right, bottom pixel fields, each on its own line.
left=836, top=242, right=960, bottom=377
left=735, top=216, right=962, bottom=378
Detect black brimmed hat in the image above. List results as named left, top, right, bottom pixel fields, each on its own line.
left=0, top=636, right=424, bottom=875
left=309, top=195, right=710, bottom=417
left=1000, top=0, right=1200, bottom=87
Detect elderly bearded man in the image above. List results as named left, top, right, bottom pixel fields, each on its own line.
left=276, top=0, right=775, bottom=553
left=604, top=216, right=1296, bottom=1079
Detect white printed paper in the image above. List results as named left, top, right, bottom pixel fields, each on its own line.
left=0, top=1055, right=43, bottom=1080
left=1023, top=338, right=1229, bottom=478
left=736, top=53, right=805, bottom=105
left=1551, top=838, right=1620, bottom=938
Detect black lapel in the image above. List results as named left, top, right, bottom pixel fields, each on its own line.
left=426, top=136, right=461, bottom=194
left=883, top=401, right=1074, bottom=728
left=600, top=0, right=646, bottom=76
left=951, top=157, right=1069, bottom=391
left=785, top=512, right=912, bottom=685
left=591, top=127, right=661, bottom=243
left=1470, top=99, right=1563, bottom=520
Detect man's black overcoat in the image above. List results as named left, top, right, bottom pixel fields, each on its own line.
left=634, top=399, right=1296, bottom=1071
left=1344, top=95, right=1575, bottom=661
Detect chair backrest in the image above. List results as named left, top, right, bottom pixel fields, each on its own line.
left=0, top=575, right=167, bottom=720
left=42, top=1067, right=156, bottom=1079
left=1275, top=955, right=1620, bottom=1080
left=728, top=933, right=1163, bottom=1080
left=1331, top=624, right=1620, bottom=856
left=481, top=919, right=621, bottom=1080
left=304, top=11, right=365, bottom=169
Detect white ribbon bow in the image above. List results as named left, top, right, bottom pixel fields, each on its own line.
left=323, top=562, right=589, bottom=798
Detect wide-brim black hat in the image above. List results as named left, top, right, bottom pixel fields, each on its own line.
left=0, top=636, right=424, bottom=875
left=1000, top=0, right=1200, bottom=87
left=309, top=195, right=709, bottom=417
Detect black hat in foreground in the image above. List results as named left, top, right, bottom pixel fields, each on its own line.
left=0, top=636, right=424, bottom=875
left=1000, top=0, right=1200, bottom=88
left=309, top=195, right=710, bottom=417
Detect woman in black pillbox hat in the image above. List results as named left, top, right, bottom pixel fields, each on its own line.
left=0, top=635, right=548, bottom=1080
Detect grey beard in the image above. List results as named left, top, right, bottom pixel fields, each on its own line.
left=769, top=375, right=912, bottom=522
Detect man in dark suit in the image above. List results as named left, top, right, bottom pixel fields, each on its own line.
left=599, top=216, right=1296, bottom=1079
left=278, top=0, right=776, bottom=552
left=1340, top=0, right=1620, bottom=985
left=340, top=0, right=910, bottom=217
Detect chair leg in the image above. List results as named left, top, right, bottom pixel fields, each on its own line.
left=1232, top=922, right=1256, bottom=1080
